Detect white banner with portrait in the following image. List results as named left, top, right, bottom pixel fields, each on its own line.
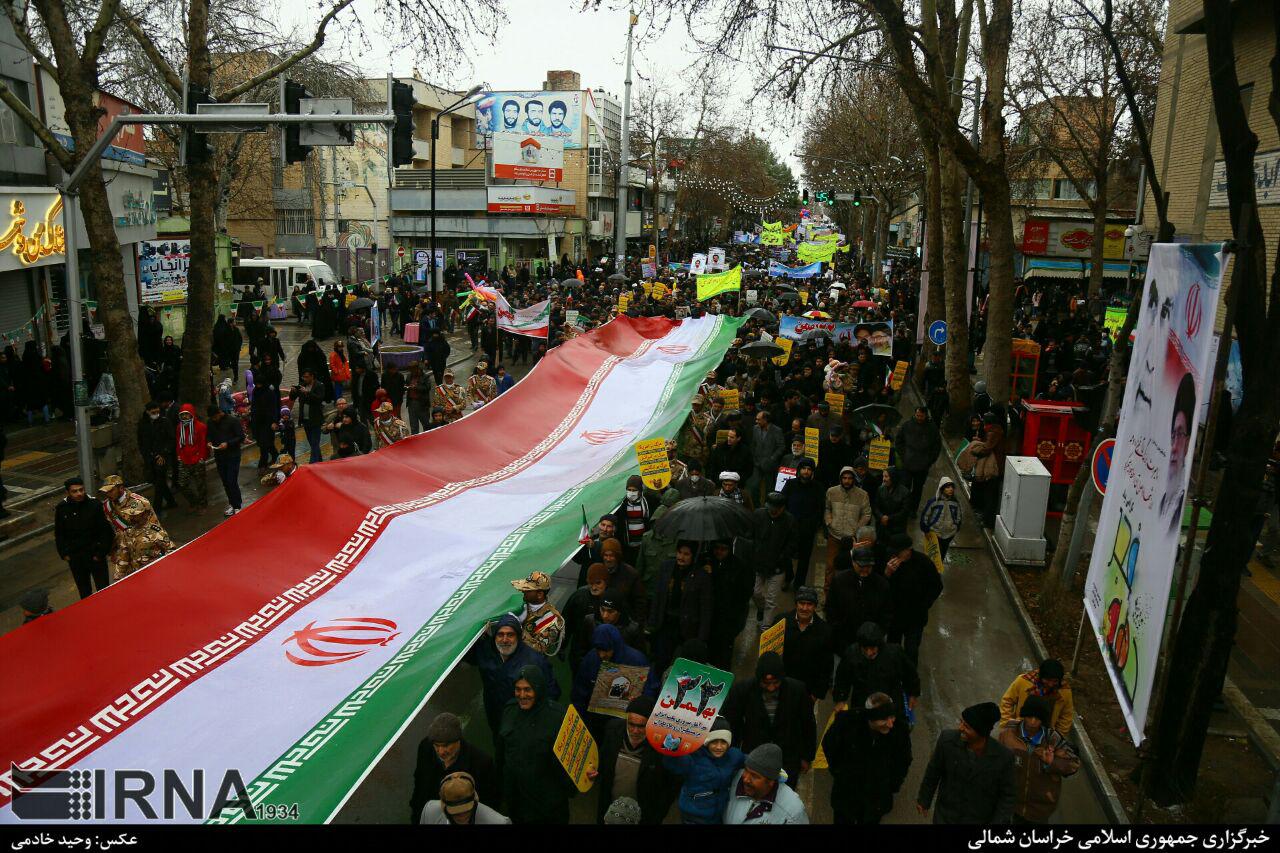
left=1083, top=243, right=1225, bottom=746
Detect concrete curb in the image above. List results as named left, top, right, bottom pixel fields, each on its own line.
left=911, top=382, right=1131, bottom=824
left=1222, top=676, right=1280, bottom=771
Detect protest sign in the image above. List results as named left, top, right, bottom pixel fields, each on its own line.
left=617, top=293, right=630, bottom=313
left=696, top=266, right=742, bottom=301
left=824, top=392, right=845, bottom=416
left=774, top=466, right=797, bottom=492
left=925, top=531, right=945, bottom=572
left=720, top=388, right=740, bottom=410
left=798, top=290, right=809, bottom=305
left=890, top=361, right=909, bottom=391
left=745, top=289, right=758, bottom=304
left=771, top=337, right=793, bottom=366
left=758, top=618, right=785, bottom=657
left=811, top=711, right=838, bottom=770
left=805, top=427, right=820, bottom=466
left=646, top=658, right=735, bottom=757
left=635, top=437, right=672, bottom=490
left=868, top=437, right=892, bottom=471
left=587, top=662, right=651, bottom=718
left=778, top=316, right=894, bottom=358
left=554, top=704, right=599, bottom=792
left=565, top=309, right=579, bottom=328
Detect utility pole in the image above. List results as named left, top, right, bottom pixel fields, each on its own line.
left=386, top=73, right=394, bottom=288
left=331, top=146, right=342, bottom=280
left=614, top=10, right=636, bottom=262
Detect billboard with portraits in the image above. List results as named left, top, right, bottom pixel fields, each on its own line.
left=474, top=91, right=585, bottom=149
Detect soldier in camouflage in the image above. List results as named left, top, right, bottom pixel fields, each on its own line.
left=99, top=475, right=173, bottom=581
left=511, top=571, right=565, bottom=656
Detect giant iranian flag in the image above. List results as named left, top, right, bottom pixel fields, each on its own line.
left=0, top=314, right=741, bottom=824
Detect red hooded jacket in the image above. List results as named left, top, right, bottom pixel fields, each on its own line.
left=175, top=403, right=209, bottom=465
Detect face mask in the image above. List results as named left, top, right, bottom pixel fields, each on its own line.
left=626, top=489, right=640, bottom=501
left=149, top=413, right=160, bottom=420
left=690, top=474, right=701, bottom=482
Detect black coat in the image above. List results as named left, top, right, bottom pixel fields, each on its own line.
left=824, top=708, right=912, bottom=821
left=594, top=718, right=677, bottom=824
left=706, top=441, right=753, bottom=483
left=647, top=558, right=714, bottom=646
left=747, top=507, right=796, bottom=577
left=774, top=611, right=835, bottom=700
left=54, top=497, right=113, bottom=560
left=917, top=729, right=1016, bottom=824
left=137, top=414, right=174, bottom=462
left=887, top=550, right=944, bottom=633
left=206, top=414, right=244, bottom=461
left=833, top=639, right=921, bottom=707
left=409, top=738, right=499, bottom=823
left=721, top=676, right=818, bottom=782
left=827, top=570, right=894, bottom=652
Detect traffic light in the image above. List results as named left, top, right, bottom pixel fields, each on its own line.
left=181, top=82, right=212, bottom=166
left=391, top=81, right=416, bottom=167
left=853, top=189, right=862, bottom=207
left=282, top=79, right=313, bottom=165
left=802, top=188, right=809, bottom=203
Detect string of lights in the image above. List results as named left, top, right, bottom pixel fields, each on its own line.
left=673, top=174, right=800, bottom=215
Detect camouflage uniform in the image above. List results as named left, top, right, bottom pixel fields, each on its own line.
left=101, top=478, right=173, bottom=581
left=372, top=406, right=412, bottom=449
left=511, top=571, right=565, bottom=656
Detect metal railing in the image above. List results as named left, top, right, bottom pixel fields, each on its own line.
left=393, top=168, right=486, bottom=190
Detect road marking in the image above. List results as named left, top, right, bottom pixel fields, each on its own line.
left=2, top=450, right=51, bottom=469
left=1248, top=561, right=1280, bottom=608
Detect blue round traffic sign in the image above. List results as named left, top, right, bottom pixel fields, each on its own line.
left=928, top=320, right=947, bottom=346
left=1092, top=437, right=1116, bottom=495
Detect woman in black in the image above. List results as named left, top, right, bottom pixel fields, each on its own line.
left=251, top=355, right=283, bottom=468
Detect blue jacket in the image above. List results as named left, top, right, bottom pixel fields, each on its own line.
left=663, top=745, right=746, bottom=822
left=571, top=624, right=649, bottom=713
left=466, top=613, right=560, bottom=728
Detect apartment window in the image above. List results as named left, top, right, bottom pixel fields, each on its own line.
left=1052, top=178, right=1095, bottom=201
left=1028, top=179, right=1052, bottom=199
left=277, top=209, right=312, bottom=235
left=589, top=146, right=602, bottom=177
left=0, top=77, right=35, bottom=146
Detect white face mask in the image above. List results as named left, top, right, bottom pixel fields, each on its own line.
left=626, top=489, right=640, bottom=501
left=690, top=474, right=701, bottom=482
left=149, top=413, right=160, bottom=420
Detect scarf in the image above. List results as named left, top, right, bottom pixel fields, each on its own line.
left=178, top=419, right=195, bottom=447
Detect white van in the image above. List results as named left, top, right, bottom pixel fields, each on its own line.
left=232, top=258, right=338, bottom=302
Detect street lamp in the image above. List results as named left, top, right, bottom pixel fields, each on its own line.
left=430, top=83, right=482, bottom=293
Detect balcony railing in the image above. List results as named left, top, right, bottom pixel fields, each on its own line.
left=394, top=168, right=487, bottom=190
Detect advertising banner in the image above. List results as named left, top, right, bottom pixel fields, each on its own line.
left=768, top=260, right=823, bottom=279
left=587, top=662, right=650, bottom=718
left=778, top=316, right=893, bottom=357
left=139, top=239, right=191, bottom=303
left=487, top=186, right=575, bottom=214
left=646, top=658, right=734, bottom=757
left=554, top=705, right=599, bottom=792
left=475, top=90, right=585, bottom=149
left=492, top=131, right=564, bottom=181
left=1083, top=244, right=1225, bottom=746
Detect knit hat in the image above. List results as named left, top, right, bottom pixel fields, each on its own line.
left=744, top=743, right=784, bottom=781
left=839, top=465, right=856, bottom=477
left=851, top=546, right=876, bottom=564
left=426, top=712, right=463, bottom=744
left=706, top=715, right=732, bottom=745
left=438, top=771, right=477, bottom=816
left=755, top=651, right=785, bottom=680
left=795, top=586, right=819, bottom=604
left=603, top=796, right=641, bottom=825
left=962, top=702, right=1002, bottom=736
left=625, top=474, right=644, bottom=491
left=626, top=695, right=656, bottom=718
left=1019, top=695, right=1053, bottom=724
left=587, top=562, right=610, bottom=584
left=765, top=491, right=786, bottom=507
left=19, top=588, right=49, bottom=614
left=600, top=538, right=623, bottom=557
left=889, top=532, right=914, bottom=552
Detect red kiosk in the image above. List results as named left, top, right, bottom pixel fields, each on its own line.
left=1020, top=400, right=1093, bottom=517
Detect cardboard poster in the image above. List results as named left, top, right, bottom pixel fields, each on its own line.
left=720, top=388, right=740, bottom=410
left=715, top=429, right=729, bottom=446
left=635, top=437, right=672, bottom=490
left=798, top=290, right=810, bottom=305
left=771, top=337, right=793, bottom=367
left=553, top=704, right=599, bottom=792
left=824, top=392, right=845, bottom=416
left=925, top=531, right=945, bottom=572
left=890, top=361, right=909, bottom=391
left=745, top=289, right=758, bottom=304
left=758, top=618, right=785, bottom=657
left=774, top=465, right=797, bottom=492
left=652, top=281, right=669, bottom=300
left=868, top=437, right=892, bottom=471
left=811, top=711, right=838, bottom=770
left=646, top=658, right=735, bottom=757
left=565, top=309, right=579, bottom=328
left=617, top=293, right=630, bottom=312
left=804, top=427, right=820, bottom=466
left=587, top=662, right=651, bottom=718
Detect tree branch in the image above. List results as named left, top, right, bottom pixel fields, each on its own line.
left=119, top=12, right=183, bottom=101
left=219, top=0, right=356, bottom=101
left=4, top=1, right=57, bottom=76
left=82, top=0, right=123, bottom=66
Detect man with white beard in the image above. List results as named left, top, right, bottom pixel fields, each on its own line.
left=464, top=612, right=560, bottom=735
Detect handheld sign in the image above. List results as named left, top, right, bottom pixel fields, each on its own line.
left=1092, top=437, right=1115, bottom=495
left=720, top=388, right=740, bottom=411
left=811, top=711, right=839, bottom=770
left=587, top=663, right=650, bottom=718
left=646, top=658, right=735, bottom=757
left=635, top=437, right=672, bottom=490
left=758, top=618, right=785, bottom=657
left=565, top=309, right=580, bottom=328
left=824, top=392, right=846, bottom=416
left=774, top=466, right=797, bottom=492
left=617, top=293, right=630, bottom=312
left=798, top=290, right=810, bottom=305
left=890, top=361, right=909, bottom=391
left=745, top=289, right=758, bottom=304
left=868, top=437, right=892, bottom=471
left=804, top=427, right=821, bottom=466
left=771, top=337, right=794, bottom=366
left=924, top=531, right=945, bottom=572
left=553, top=705, right=599, bottom=792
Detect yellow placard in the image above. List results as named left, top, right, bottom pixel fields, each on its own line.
left=653, top=281, right=668, bottom=300
left=641, top=281, right=654, bottom=297
left=890, top=361, right=908, bottom=391
left=617, top=293, right=630, bottom=312
left=868, top=437, right=892, bottom=471
left=720, top=388, right=740, bottom=411
left=798, top=290, right=810, bottom=305
left=804, top=427, right=820, bottom=466
left=715, top=429, right=729, bottom=446
left=811, top=711, right=838, bottom=770
left=824, top=392, right=845, bottom=416
left=635, top=437, right=672, bottom=490
left=925, top=531, right=945, bottom=572
left=758, top=618, right=785, bottom=657
left=553, top=704, right=599, bottom=793
left=771, top=337, right=793, bottom=366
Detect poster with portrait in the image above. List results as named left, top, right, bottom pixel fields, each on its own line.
left=587, top=663, right=650, bottom=719
left=474, top=90, right=585, bottom=149
left=1082, top=244, right=1224, bottom=746
left=778, top=317, right=894, bottom=357
left=138, top=239, right=191, bottom=303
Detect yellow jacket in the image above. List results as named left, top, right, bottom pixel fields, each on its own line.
left=1000, top=670, right=1075, bottom=737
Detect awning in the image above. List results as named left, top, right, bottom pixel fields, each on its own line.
left=1023, top=258, right=1145, bottom=281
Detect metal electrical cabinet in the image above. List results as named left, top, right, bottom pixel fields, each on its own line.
left=994, top=456, right=1051, bottom=566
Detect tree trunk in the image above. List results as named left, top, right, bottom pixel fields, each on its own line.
left=940, top=147, right=971, bottom=431
left=178, top=0, right=216, bottom=410
left=1087, top=192, right=1107, bottom=305
left=979, top=178, right=1016, bottom=403
left=918, top=140, right=946, bottom=375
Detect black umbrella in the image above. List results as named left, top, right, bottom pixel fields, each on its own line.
left=743, top=268, right=766, bottom=279
left=653, top=496, right=754, bottom=541
left=740, top=340, right=785, bottom=359
left=852, top=403, right=903, bottom=430
left=772, top=283, right=797, bottom=291
left=560, top=277, right=582, bottom=288
left=607, top=272, right=628, bottom=284
left=348, top=297, right=375, bottom=310
left=746, top=307, right=776, bottom=324
left=798, top=327, right=832, bottom=342
left=776, top=292, right=801, bottom=303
